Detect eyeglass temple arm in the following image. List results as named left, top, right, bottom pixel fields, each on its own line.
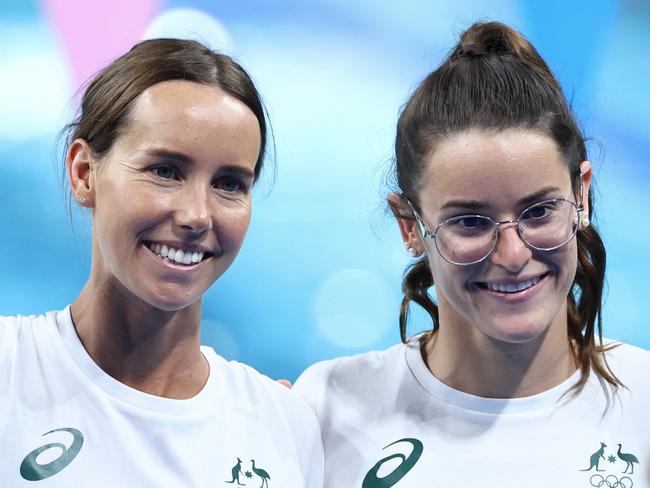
left=403, top=196, right=433, bottom=239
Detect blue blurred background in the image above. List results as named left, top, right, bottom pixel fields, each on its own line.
left=1, top=0, right=648, bottom=381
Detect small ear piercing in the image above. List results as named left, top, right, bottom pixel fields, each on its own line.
left=80, top=196, right=87, bottom=204
left=582, top=216, right=590, bottom=228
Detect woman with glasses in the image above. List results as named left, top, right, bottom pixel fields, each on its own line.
left=0, top=39, right=323, bottom=486
left=295, top=21, right=649, bottom=487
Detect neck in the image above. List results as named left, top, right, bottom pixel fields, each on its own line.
left=424, top=304, right=576, bottom=398
left=70, top=276, right=208, bottom=400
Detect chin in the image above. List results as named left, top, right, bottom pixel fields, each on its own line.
left=136, top=285, right=205, bottom=312
left=485, top=317, right=550, bottom=345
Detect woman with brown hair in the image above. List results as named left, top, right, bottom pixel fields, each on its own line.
left=295, top=22, right=649, bottom=487
left=0, top=39, right=323, bottom=486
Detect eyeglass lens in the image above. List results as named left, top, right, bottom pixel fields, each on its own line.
left=435, top=199, right=579, bottom=264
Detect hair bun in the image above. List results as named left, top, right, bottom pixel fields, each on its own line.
left=457, top=43, right=487, bottom=57
left=453, top=22, right=530, bottom=61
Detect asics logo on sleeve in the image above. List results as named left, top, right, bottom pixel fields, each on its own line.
left=20, top=427, right=84, bottom=481
left=362, top=438, right=423, bottom=488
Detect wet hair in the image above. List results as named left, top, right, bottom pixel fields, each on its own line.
left=392, top=21, right=619, bottom=390
left=61, top=38, right=269, bottom=194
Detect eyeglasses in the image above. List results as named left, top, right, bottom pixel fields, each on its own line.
left=410, top=197, right=585, bottom=266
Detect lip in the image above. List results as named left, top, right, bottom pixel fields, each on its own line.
left=142, top=241, right=212, bottom=271
left=474, top=273, right=549, bottom=303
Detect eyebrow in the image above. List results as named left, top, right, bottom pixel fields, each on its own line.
left=146, top=148, right=194, bottom=165
left=145, top=148, right=255, bottom=179
left=440, top=186, right=564, bottom=212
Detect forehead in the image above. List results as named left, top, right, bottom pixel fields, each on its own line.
left=112, top=80, right=261, bottom=163
left=420, top=129, right=572, bottom=211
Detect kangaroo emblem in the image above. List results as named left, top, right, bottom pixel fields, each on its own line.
left=581, top=442, right=606, bottom=472
left=225, top=457, right=245, bottom=485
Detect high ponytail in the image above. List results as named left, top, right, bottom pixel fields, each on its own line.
left=392, top=21, right=621, bottom=390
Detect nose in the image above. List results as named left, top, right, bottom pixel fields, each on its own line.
left=174, top=185, right=212, bottom=234
left=489, top=222, right=532, bottom=272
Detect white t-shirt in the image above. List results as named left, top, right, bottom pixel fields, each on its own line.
left=294, top=339, right=650, bottom=488
left=0, top=308, right=324, bottom=487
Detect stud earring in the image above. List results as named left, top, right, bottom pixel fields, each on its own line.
left=80, top=196, right=87, bottom=204
left=405, top=243, right=417, bottom=257
left=582, top=216, right=590, bottom=228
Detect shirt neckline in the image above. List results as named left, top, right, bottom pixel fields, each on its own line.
left=55, top=306, right=222, bottom=419
left=404, top=338, right=582, bottom=414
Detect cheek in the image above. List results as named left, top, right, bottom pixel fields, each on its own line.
left=555, top=245, right=578, bottom=293
left=218, top=204, right=252, bottom=248
left=93, top=184, right=167, bottom=247
left=545, top=240, right=578, bottom=279
left=426, top=254, right=473, bottom=301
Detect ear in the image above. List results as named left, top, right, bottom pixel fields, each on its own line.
left=387, top=192, right=426, bottom=256
left=578, top=160, right=592, bottom=229
left=66, top=139, right=96, bottom=208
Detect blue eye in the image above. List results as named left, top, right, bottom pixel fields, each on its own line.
left=152, top=165, right=178, bottom=180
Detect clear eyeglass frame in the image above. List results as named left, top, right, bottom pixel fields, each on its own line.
left=406, top=195, right=586, bottom=266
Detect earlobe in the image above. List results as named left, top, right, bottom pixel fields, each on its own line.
left=387, top=192, right=425, bottom=256
left=67, top=139, right=96, bottom=207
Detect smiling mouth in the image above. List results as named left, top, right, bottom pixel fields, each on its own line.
left=477, top=274, right=546, bottom=294
left=143, top=241, right=212, bottom=267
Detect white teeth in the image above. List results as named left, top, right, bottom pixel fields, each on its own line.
left=147, top=243, right=206, bottom=266
left=486, top=277, right=540, bottom=293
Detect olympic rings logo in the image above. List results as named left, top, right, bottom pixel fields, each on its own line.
left=590, top=474, right=633, bottom=488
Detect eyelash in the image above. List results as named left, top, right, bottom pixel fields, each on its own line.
left=150, top=165, right=249, bottom=194
left=152, top=165, right=179, bottom=180
left=215, top=176, right=248, bottom=194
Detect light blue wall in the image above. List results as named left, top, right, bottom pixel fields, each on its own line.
left=1, top=0, right=648, bottom=380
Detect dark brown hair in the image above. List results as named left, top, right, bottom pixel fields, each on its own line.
left=61, top=38, right=268, bottom=192
left=392, top=22, right=619, bottom=390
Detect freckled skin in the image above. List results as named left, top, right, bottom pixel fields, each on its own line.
left=66, top=80, right=261, bottom=398
left=397, top=129, right=592, bottom=397
left=90, top=81, right=261, bottom=311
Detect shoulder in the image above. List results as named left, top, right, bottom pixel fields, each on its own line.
left=203, top=347, right=320, bottom=428
left=203, top=348, right=324, bottom=479
left=0, top=311, right=58, bottom=345
left=294, top=342, right=407, bottom=413
left=602, top=340, right=650, bottom=386
left=0, top=311, right=62, bottom=394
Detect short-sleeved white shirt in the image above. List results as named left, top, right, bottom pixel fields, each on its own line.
left=295, top=339, right=649, bottom=487
left=0, top=308, right=324, bottom=487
